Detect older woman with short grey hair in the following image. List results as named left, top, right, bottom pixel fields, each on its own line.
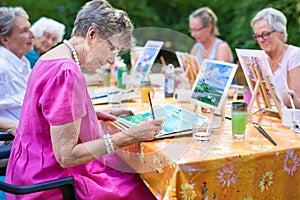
left=0, top=6, right=34, bottom=123
left=0, top=7, right=29, bottom=40
left=5, top=1, right=162, bottom=199
left=251, top=8, right=300, bottom=108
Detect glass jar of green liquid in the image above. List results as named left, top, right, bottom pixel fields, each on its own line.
left=231, top=102, right=248, bottom=139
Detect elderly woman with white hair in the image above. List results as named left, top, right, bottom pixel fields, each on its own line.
left=25, top=17, right=65, bottom=68
left=251, top=7, right=300, bottom=108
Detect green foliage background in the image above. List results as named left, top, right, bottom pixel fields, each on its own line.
left=2, top=0, right=300, bottom=60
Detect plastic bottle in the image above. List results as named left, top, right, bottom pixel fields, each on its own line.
left=117, top=59, right=128, bottom=89
left=112, top=57, right=123, bottom=86
left=102, top=68, right=111, bottom=87
left=164, top=64, right=175, bottom=97
left=111, top=64, right=118, bottom=86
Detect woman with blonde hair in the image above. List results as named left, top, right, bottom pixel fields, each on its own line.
left=189, top=7, right=233, bottom=64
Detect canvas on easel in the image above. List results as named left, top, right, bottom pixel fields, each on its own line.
left=236, top=49, right=283, bottom=118
left=190, top=59, right=238, bottom=114
left=128, top=40, right=164, bottom=86
left=175, top=51, right=200, bottom=88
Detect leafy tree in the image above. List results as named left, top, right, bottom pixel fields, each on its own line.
left=2, top=0, right=300, bottom=62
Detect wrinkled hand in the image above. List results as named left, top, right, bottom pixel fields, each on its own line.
left=0, top=119, right=17, bottom=136
left=7, top=126, right=17, bottom=136
left=110, top=109, right=134, bottom=117
left=96, top=109, right=134, bottom=121
left=282, top=89, right=300, bottom=109
left=124, top=119, right=163, bottom=142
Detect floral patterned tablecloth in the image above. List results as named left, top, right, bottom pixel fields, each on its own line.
left=115, top=113, right=300, bottom=200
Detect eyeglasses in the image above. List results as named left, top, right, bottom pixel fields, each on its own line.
left=189, top=26, right=206, bottom=33
left=106, top=39, right=120, bottom=54
left=252, top=30, right=276, bottom=41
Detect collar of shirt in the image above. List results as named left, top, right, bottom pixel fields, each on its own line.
left=0, top=45, right=31, bottom=74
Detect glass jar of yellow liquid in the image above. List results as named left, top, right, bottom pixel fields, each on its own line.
left=140, top=81, right=154, bottom=104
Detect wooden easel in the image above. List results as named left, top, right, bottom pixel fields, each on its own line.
left=184, top=54, right=197, bottom=88
left=247, top=64, right=282, bottom=118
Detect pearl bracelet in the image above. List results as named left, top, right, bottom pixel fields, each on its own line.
left=103, top=134, right=115, bottom=154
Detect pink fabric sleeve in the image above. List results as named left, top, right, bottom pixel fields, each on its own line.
left=287, top=53, right=300, bottom=72
left=39, top=67, right=86, bottom=126
left=285, top=45, right=300, bottom=72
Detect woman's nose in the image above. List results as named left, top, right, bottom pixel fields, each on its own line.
left=30, top=30, right=35, bottom=38
left=107, top=56, right=116, bottom=65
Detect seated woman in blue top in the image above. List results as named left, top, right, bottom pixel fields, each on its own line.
left=189, top=7, right=233, bottom=64
left=25, top=17, right=65, bottom=68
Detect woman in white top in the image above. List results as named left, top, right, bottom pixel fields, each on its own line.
left=251, top=8, right=300, bottom=108
left=0, top=6, right=34, bottom=122
left=189, top=7, right=233, bottom=64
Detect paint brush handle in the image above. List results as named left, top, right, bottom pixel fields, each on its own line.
left=148, top=92, right=155, bottom=119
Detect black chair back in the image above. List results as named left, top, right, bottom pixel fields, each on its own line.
left=0, top=133, right=77, bottom=199
left=0, top=176, right=77, bottom=200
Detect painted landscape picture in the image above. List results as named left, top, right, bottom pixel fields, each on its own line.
left=129, top=40, right=164, bottom=86
left=190, top=59, right=238, bottom=111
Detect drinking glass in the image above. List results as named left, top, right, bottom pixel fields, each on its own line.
left=107, top=89, right=122, bottom=109
left=140, top=81, right=154, bottom=104
left=231, top=102, right=248, bottom=139
left=193, top=120, right=210, bottom=143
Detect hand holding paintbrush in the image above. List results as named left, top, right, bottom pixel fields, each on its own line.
left=281, top=64, right=298, bottom=109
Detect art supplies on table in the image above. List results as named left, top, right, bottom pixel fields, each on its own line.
left=114, top=104, right=207, bottom=139
left=88, top=87, right=137, bottom=105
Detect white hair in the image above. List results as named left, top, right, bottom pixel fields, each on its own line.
left=251, top=8, right=288, bottom=42
left=30, top=17, right=65, bottom=44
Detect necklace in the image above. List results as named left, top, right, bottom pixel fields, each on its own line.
left=63, top=39, right=80, bottom=67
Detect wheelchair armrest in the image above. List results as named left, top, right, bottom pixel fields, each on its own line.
left=0, top=132, right=14, bottom=141
left=0, top=143, right=12, bottom=159
left=0, top=176, right=77, bottom=200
